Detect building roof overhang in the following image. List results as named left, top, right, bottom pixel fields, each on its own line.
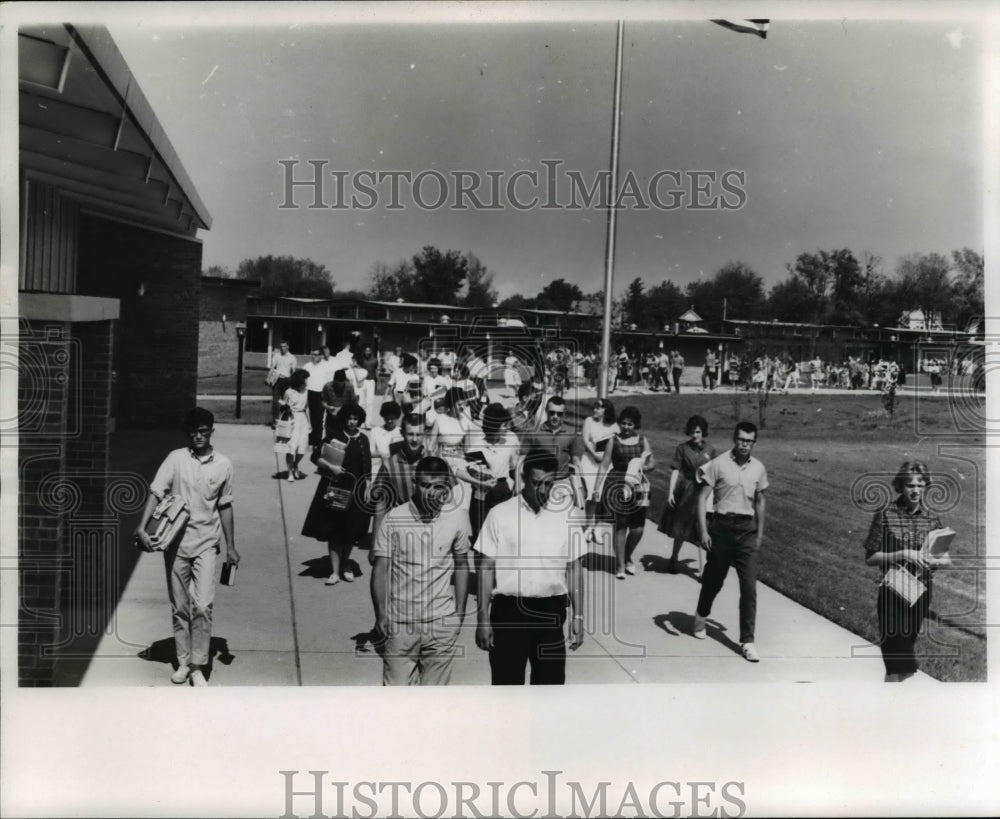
left=19, top=24, right=211, bottom=236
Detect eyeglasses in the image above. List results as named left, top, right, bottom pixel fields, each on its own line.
left=735, top=437, right=756, bottom=445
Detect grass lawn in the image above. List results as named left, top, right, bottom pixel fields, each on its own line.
left=567, top=389, right=987, bottom=682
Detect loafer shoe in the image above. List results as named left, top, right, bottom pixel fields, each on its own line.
left=692, top=614, right=707, bottom=639
left=741, top=643, right=760, bottom=663
left=190, top=668, right=208, bottom=686
left=170, top=665, right=191, bottom=685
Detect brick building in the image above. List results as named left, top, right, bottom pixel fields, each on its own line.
left=199, top=276, right=260, bottom=379
left=17, top=25, right=211, bottom=685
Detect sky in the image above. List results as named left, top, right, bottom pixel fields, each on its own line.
left=106, top=10, right=985, bottom=301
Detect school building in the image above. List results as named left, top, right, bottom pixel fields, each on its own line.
left=17, top=24, right=212, bottom=685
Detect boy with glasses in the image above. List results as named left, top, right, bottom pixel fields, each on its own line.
left=135, top=408, right=240, bottom=686
left=692, top=421, right=768, bottom=663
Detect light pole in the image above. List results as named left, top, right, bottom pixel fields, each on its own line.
left=235, top=323, right=247, bottom=419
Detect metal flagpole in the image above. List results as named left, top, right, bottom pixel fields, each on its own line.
left=598, top=19, right=624, bottom=399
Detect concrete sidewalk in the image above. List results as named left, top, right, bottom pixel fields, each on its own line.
left=80, top=422, right=930, bottom=687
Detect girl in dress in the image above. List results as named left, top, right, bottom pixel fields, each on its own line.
left=302, top=403, right=372, bottom=586
left=279, top=369, right=311, bottom=482
left=596, top=406, right=655, bottom=579
left=577, top=399, right=618, bottom=542
left=658, top=415, right=718, bottom=576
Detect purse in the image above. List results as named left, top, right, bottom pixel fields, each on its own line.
left=322, top=476, right=355, bottom=510
left=881, top=564, right=927, bottom=607
left=137, top=494, right=189, bottom=551
left=274, top=406, right=293, bottom=439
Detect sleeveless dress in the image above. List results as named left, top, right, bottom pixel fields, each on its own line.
left=602, top=435, right=648, bottom=527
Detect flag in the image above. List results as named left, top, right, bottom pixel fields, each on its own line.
left=711, top=19, right=769, bottom=39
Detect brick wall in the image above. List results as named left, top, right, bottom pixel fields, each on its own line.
left=77, top=214, right=201, bottom=428
left=18, top=319, right=71, bottom=686
left=199, top=319, right=241, bottom=379
left=18, top=318, right=119, bottom=686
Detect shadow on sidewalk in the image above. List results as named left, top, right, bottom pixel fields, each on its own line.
left=652, top=612, right=742, bottom=655
left=138, top=635, right=236, bottom=681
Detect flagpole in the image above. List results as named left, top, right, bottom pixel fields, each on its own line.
left=598, top=19, right=624, bottom=399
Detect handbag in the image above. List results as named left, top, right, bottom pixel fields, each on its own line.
left=137, top=494, right=189, bottom=551
left=322, top=474, right=355, bottom=510
left=274, top=406, right=293, bottom=439
left=881, top=564, right=927, bottom=607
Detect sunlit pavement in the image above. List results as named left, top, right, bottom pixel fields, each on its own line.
left=80, top=420, right=937, bottom=687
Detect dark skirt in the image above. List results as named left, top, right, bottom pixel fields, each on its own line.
left=602, top=470, right=647, bottom=529
left=301, top=473, right=371, bottom=545
left=658, top=476, right=700, bottom=543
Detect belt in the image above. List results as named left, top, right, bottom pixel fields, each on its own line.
left=711, top=512, right=753, bottom=521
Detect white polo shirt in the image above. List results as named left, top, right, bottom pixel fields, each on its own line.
left=474, top=495, right=584, bottom=598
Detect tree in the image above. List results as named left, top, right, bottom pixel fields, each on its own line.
left=768, top=276, right=815, bottom=323
left=203, top=264, right=233, bottom=278
left=686, top=261, right=766, bottom=321
left=461, top=252, right=499, bottom=308
left=623, top=277, right=645, bottom=327
left=536, top=278, right=584, bottom=311
left=498, top=293, right=536, bottom=310
left=644, top=280, right=686, bottom=331
left=786, top=252, right=830, bottom=322
left=951, top=247, right=984, bottom=330
left=236, top=255, right=334, bottom=298
left=827, top=249, right=866, bottom=325
left=368, top=260, right=416, bottom=301
left=410, top=246, right=468, bottom=305
left=896, top=253, right=953, bottom=327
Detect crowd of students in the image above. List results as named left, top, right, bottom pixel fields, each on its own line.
left=136, top=338, right=956, bottom=687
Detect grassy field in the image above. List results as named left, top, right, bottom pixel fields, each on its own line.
left=200, top=380, right=986, bottom=681
left=565, top=389, right=986, bottom=682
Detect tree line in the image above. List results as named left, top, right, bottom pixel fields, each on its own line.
left=205, top=244, right=982, bottom=331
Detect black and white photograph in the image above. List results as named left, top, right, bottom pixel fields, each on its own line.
left=2, top=1, right=997, bottom=816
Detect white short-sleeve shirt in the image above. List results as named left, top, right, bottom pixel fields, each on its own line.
left=474, top=495, right=584, bottom=598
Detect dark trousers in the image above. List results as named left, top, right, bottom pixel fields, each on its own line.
left=672, top=368, right=682, bottom=393
left=489, top=594, right=567, bottom=685
left=702, top=367, right=717, bottom=390
left=696, top=515, right=758, bottom=644
left=307, top=390, right=324, bottom=447
left=878, top=584, right=930, bottom=677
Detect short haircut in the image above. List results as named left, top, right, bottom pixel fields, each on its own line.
left=595, top=399, right=616, bottom=425
left=444, top=386, right=468, bottom=411
left=289, top=368, right=309, bottom=390
left=517, top=382, right=534, bottom=401
left=617, top=406, right=641, bottom=428
left=892, top=461, right=932, bottom=494
left=428, top=357, right=442, bottom=370
left=454, top=362, right=470, bottom=379
left=685, top=414, right=709, bottom=436
left=482, top=402, right=512, bottom=436
left=401, top=353, right=418, bottom=370
left=380, top=401, right=402, bottom=420
left=415, top=455, right=452, bottom=482
left=545, top=395, right=566, bottom=412
left=734, top=420, right=758, bottom=440
left=184, top=407, right=214, bottom=431
left=521, top=447, right=559, bottom=478
left=336, top=401, right=367, bottom=426
left=402, top=412, right=424, bottom=432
